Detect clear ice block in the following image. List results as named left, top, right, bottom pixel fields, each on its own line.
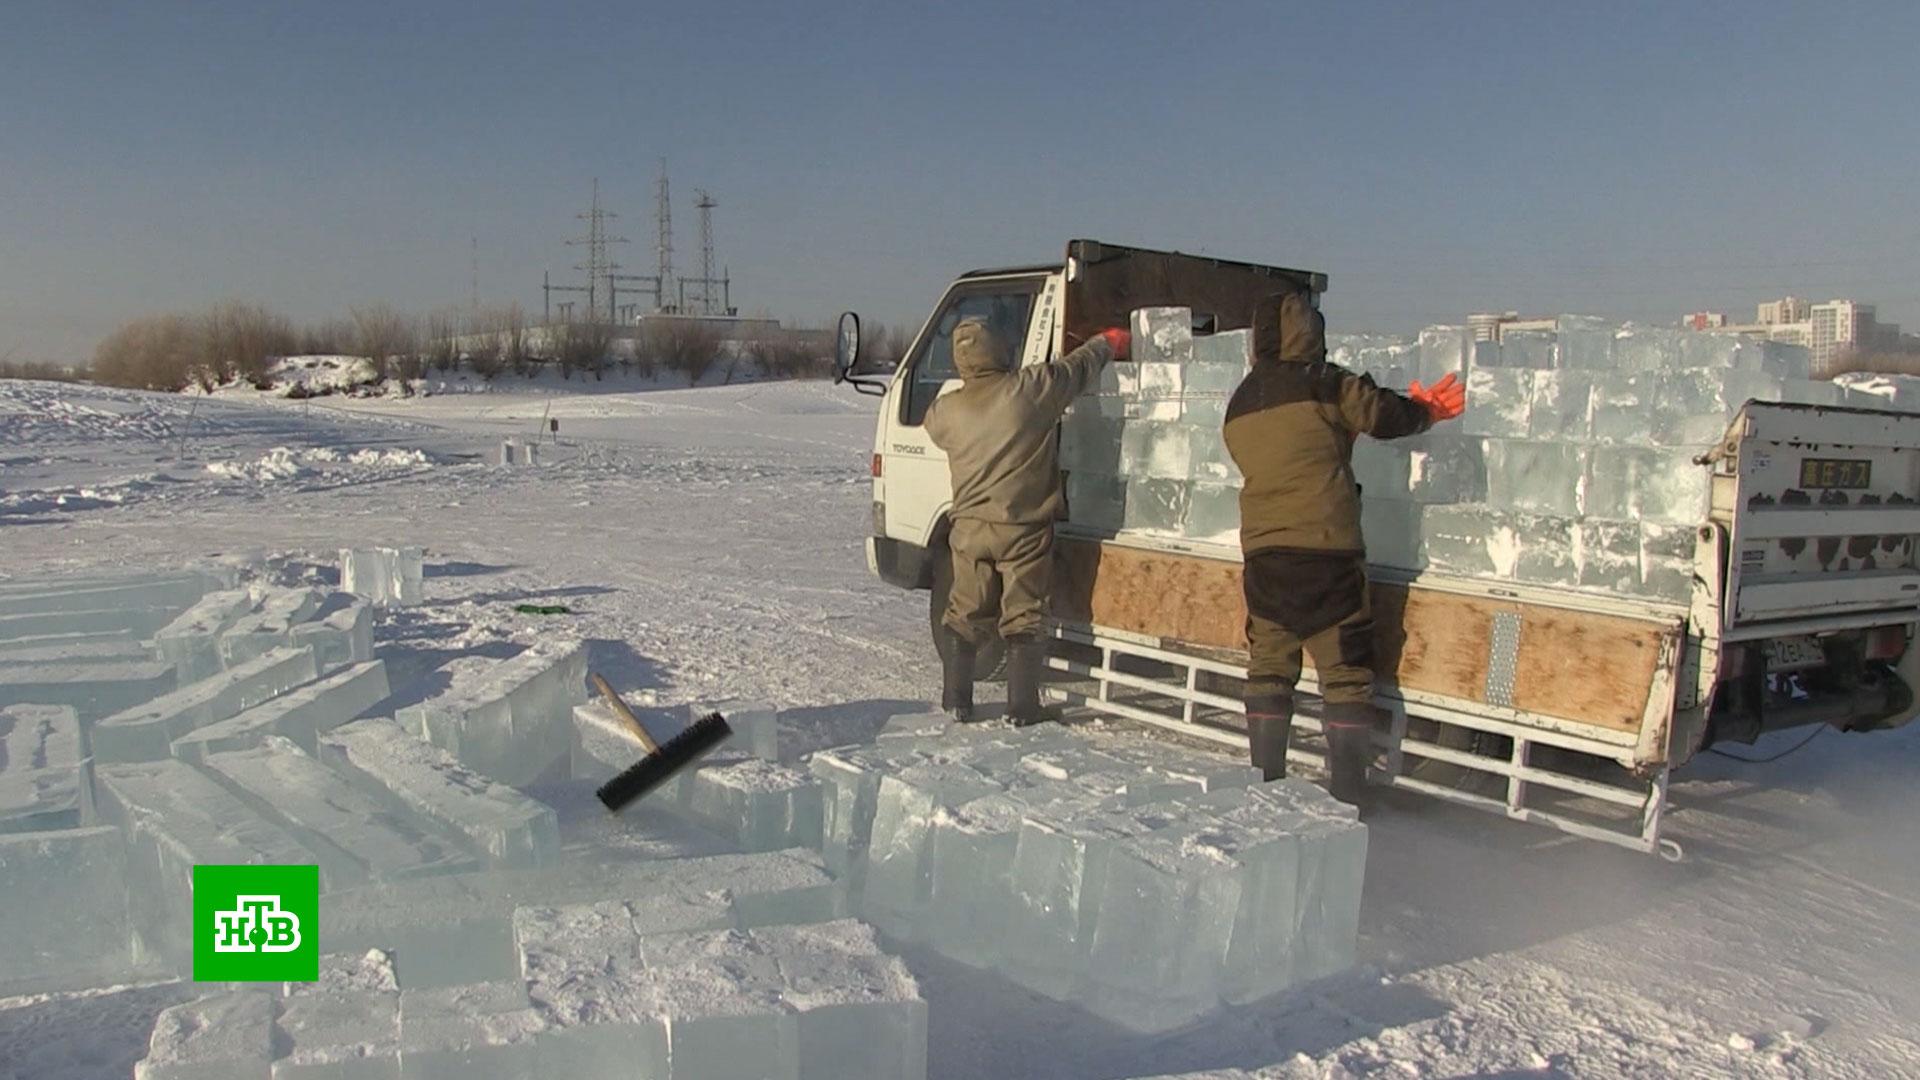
left=1586, top=447, right=1711, bottom=524
left=1065, top=471, right=1127, bottom=533
left=1351, top=441, right=1411, bottom=500
left=95, top=760, right=318, bottom=971
left=272, top=989, right=402, bottom=1080
left=1589, top=371, right=1661, bottom=446
left=153, top=589, right=256, bottom=681
left=1484, top=440, right=1588, bottom=518
left=1497, top=330, right=1557, bottom=369
left=219, top=589, right=323, bottom=665
left=1132, top=306, right=1194, bottom=365
left=340, top=547, right=425, bottom=609
left=763, top=920, right=929, bottom=1080
left=1191, top=328, right=1251, bottom=367
left=396, top=641, right=587, bottom=788
left=1555, top=316, right=1616, bottom=371
left=1416, top=325, right=1471, bottom=383
left=1184, top=481, right=1240, bottom=543
left=201, top=737, right=479, bottom=887
left=1577, top=520, right=1643, bottom=593
left=1613, top=327, right=1682, bottom=371
left=1781, top=378, right=1845, bottom=407
left=1459, top=368, right=1535, bottom=437
left=687, top=698, right=779, bottom=761
left=1404, top=435, right=1488, bottom=504
left=1509, top=514, right=1580, bottom=587
left=0, top=825, right=129, bottom=989
left=0, top=605, right=184, bottom=643
left=398, top=981, right=546, bottom=1080
left=0, top=703, right=90, bottom=833
left=92, top=645, right=319, bottom=763
left=679, top=756, right=826, bottom=853
left=1120, top=421, right=1195, bottom=479
left=318, top=717, right=560, bottom=868
left=0, top=657, right=178, bottom=721
left=173, top=660, right=391, bottom=760
left=0, top=572, right=213, bottom=620
left=1179, top=361, right=1242, bottom=431
left=291, top=599, right=375, bottom=672
left=1060, top=409, right=1124, bottom=474
left=1122, top=477, right=1189, bottom=534
left=1420, top=506, right=1512, bottom=578
left=1527, top=370, right=1596, bottom=442
left=860, top=763, right=1006, bottom=940
left=1657, top=369, right=1783, bottom=446
left=1360, top=498, right=1424, bottom=570
left=135, top=991, right=275, bottom=1080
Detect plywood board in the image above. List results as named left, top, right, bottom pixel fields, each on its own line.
left=1053, top=537, right=1672, bottom=735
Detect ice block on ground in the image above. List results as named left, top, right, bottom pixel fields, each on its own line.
left=0, top=606, right=184, bottom=642
left=1484, top=440, right=1588, bottom=518
left=1528, top=370, right=1597, bottom=442
left=318, top=716, right=559, bottom=868
left=1066, top=471, right=1128, bottom=532
left=1587, top=447, right=1712, bottom=524
left=1133, top=306, right=1194, bottom=365
left=291, top=949, right=402, bottom=997
left=1404, top=435, right=1488, bottom=504
left=272, top=989, right=402, bottom=1080
left=1184, top=481, right=1241, bottom=542
left=0, top=703, right=90, bottom=833
left=135, top=991, right=275, bottom=1080
left=218, top=589, right=323, bottom=665
left=93, top=645, right=319, bottom=763
left=679, top=756, right=825, bottom=853
left=341, top=547, right=425, bottom=608
left=292, top=599, right=375, bottom=672
left=174, top=660, right=390, bottom=760
left=1459, top=368, right=1534, bottom=437
left=95, top=759, right=319, bottom=970
left=0, top=634, right=150, bottom=667
left=396, top=641, right=586, bottom=787
left=1122, top=476, right=1189, bottom=534
left=1000, top=800, right=1162, bottom=999
left=1360, top=498, right=1424, bottom=569
left=153, top=589, right=256, bottom=681
left=0, top=572, right=213, bottom=620
left=326, top=849, right=840, bottom=989
left=859, top=762, right=1008, bottom=940
left=0, top=657, right=177, bottom=720
left=687, top=698, right=778, bottom=761
left=762, top=920, right=929, bottom=1080
left=201, top=737, right=479, bottom=887
left=0, top=825, right=129, bottom=990
left=398, top=981, right=547, bottom=1080
left=1351, top=441, right=1411, bottom=500
left=874, top=711, right=949, bottom=742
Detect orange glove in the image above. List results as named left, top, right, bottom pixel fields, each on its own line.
left=1409, top=371, right=1466, bottom=422
left=1096, top=327, right=1132, bottom=360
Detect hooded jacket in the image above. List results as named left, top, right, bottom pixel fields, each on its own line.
left=1225, top=292, right=1432, bottom=554
left=924, top=317, right=1114, bottom=526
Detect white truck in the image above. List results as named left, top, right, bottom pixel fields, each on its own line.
left=833, top=239, right=1920, bottom=857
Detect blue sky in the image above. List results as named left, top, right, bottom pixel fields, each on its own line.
left=4, top=1, right=1916, bottom=360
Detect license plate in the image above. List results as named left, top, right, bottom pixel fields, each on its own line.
left=1798, top=457, right=1871, bottom=489
left=1765, top=636, right=1825, bottom=671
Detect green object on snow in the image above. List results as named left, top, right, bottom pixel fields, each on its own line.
left=513, top=603, right=573, bottom=616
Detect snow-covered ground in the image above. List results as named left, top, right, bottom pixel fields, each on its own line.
left=2, top=376, right=1917, bottom=1079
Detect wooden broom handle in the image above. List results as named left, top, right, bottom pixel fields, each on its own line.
left=590, top=673, right=660, bottom=754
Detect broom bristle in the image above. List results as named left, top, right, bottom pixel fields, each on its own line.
left=596, top=712, right=733, bottom=812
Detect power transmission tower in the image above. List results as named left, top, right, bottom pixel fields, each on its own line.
left=565, top=179, right=628, bottom=323
left=469, top=236, right=480, bottom=315
left=655, top=160, right=674, bottom=311
left=678, top=189, right=731, bottom=316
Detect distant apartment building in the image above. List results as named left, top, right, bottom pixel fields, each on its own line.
left=1682, top=311, right=1728, bottom=330
left=1757, top=296, right=1810, bottom=325
left=1681, top=296, right=1904, bottom=373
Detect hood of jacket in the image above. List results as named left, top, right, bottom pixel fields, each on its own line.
left=1250, top=291, right=1327, bottom=364
left=952, top=316, right=1011, bottom=378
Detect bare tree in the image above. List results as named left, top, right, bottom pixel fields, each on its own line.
left=92, top=314, right=198, bottom=391
left=637, top=317, right=724, bottom=385
left=297, top=317, right=355, bottom=356
left=424, top=310, right=461, bottom=374
left=351, top=304, right=421, bottom=382
left=1827, top=349, right=1920, bottom=379
left=550, top=318, right=614, bottom=380
left=198, top=300, right=295, bottom=389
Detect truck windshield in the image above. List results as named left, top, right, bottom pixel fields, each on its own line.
left=901, top=285, right=1038, bottom=425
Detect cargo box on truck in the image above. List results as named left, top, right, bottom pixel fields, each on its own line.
left=833, top=239, right=1920, bottom=857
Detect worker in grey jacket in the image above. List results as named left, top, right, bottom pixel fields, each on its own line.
left=924, top=317, right=1131, bottom=723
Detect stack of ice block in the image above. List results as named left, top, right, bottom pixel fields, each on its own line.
left=1064, top=308, right=1865, bottom=602
left=806, top=717, right=1366, bottom=1033
left=0, top=703, right=91, bottom=832
left=398, top=641, right=587, bottom=787
left=341, top=546, right=425, bottom=608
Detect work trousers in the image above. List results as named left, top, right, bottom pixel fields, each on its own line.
left=944, top=518, right=1054, bottom=645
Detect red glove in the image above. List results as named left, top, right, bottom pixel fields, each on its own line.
left=1409, top=371, right=1466, bottom=422
left=1096, top=327, right=1132, bottom=360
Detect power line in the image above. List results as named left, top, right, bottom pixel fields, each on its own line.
left=563, top=178, right=628, bottom=322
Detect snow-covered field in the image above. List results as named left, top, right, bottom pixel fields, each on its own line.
left=2, top=376, right=1917, bottom=1079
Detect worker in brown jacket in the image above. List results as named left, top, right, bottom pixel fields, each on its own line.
left=1224, top=292, right=1464, bottom=806
left=925, top=317, right=1132, bottom=724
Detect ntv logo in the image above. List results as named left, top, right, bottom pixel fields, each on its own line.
left=213, top=895, right=302, bottom=954
left=193, top=865, right=319, bottom=982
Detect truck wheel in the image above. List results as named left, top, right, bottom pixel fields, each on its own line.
left=929, top=544, right=1009, bottom=683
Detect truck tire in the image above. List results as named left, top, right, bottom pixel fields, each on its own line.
left=929, top=542, right=1009, bottom=683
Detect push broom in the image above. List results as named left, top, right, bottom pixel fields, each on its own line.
left=590, top=673, right=732, bottom=812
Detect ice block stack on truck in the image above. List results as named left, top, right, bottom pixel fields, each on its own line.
left=839, top=239, right=1920, bottom=856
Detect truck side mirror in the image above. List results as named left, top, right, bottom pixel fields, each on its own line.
left=833, top=312, right=862, bottom=384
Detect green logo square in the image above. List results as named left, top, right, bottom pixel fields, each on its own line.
left=192, top=864, right=319, bottom=982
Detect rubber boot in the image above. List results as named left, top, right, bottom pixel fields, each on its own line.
left=941, top=637, right=977, bottom=723
left=1005, top=636, right=1055, bottom=727
left=1322, top=702, right=1378, bottom=810
left=1245, top=692, right=1295, bottom=783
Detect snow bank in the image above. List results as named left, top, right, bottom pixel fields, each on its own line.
left=203, top=446, right=434, bottom=485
